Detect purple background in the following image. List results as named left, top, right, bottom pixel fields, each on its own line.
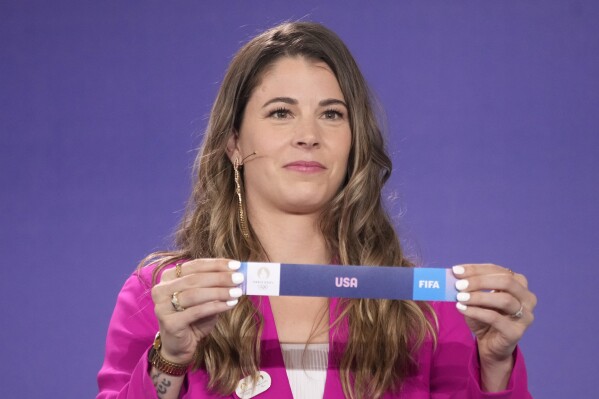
left=2, top=1, right=598, bottom=398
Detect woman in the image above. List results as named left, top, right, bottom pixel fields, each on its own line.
left=97, top=22, right=536, bottom=399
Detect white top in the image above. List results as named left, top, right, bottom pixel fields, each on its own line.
left=280, top=343, right=329, bottom=399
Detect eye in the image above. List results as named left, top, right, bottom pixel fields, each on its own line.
left=268, top=107, right=292, bottom=119
left=322, top=109, right=344, bottom=120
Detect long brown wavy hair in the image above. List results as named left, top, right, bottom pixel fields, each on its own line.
left=143, top=22, right=437, bottom=399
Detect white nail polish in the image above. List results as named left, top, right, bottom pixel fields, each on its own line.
left=231, top=272, right=244, bottom=284
left=456, top=302, right=468, bottom=312
left=456, top=292, right=471, bottom=302
left=226, top=299, right=238, bottom=307
left=452, top=265, right=465, bottom=275
left=455, top=279, right=469, bottom=291
left=228, top=260, right=241, bottom=270
left=229, top=287, right=243, bottom=298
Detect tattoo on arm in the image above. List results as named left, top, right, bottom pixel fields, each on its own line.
left=151, top=371, right=173, bottom=398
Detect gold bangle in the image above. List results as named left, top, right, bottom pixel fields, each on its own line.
left=148, top=332, right=191, bottom=376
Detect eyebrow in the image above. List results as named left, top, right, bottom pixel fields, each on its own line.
left=319, top=98, right=348, bottom=108
left=261, top=97, right=348, bottom=109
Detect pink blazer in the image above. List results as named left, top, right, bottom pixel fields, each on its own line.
left=97, top=264, right=531, bottom=398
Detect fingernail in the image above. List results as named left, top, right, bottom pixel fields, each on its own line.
left=229, top=287, right=243, bottom=298
left=455, top=279, right=469, bottom=291
left=232, top=272, right=244, bottom=284
left=226, top=299, right=238, bottom=307
left=456, top=302, right=468, bottom=312
left=228, top=260, right=241, bottom=270
left=452, top=265, right=465, bottom=275
left=456, top=292, right=471, bottom=302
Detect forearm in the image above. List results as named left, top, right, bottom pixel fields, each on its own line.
left=150, top=366, right=186, bottom=399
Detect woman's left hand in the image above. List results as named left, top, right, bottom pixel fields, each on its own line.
left=452, top=263, right=537, bottom=391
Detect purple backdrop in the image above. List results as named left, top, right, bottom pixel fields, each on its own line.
left=2, top=1, right=598, bottom=398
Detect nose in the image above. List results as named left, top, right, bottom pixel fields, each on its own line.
left=293, top=119, right=321, bottom=149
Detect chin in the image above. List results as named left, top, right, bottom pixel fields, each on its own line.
left=285, top=204, right=325, bottom=215
left=281, top=195, right=332, bottom=215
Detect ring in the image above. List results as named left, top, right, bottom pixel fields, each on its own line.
left=510, top=304, right=524, bottom=319
left=175, top=263, right=183, bottom=278
left=171, top=291, right=185, bottom=312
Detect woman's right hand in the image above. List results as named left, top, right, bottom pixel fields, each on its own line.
left=150, top=258, right=244, bottom=364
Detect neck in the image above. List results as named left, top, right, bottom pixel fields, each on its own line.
left=247, top=206, right=330, bottom=265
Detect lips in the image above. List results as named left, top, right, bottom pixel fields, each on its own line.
left=283, top=161, right=327, bottom=173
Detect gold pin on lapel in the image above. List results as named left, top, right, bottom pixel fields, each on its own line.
left=235, top=370, right=272, bottom=398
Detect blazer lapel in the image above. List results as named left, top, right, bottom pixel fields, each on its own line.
left=323, top=297, right=348, bottom=397
left=234, top=297, right=348, bottom=399
left=232, top=296, right=293, bottom=399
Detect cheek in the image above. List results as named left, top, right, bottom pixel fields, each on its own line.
left=331, top=140, right=351, bottom=184
left=338, top=131, right=352, bottom=166
left=240, top=130, right=281, bottom=155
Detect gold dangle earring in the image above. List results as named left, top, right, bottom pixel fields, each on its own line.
left=234, top=157, right=249, bottom=238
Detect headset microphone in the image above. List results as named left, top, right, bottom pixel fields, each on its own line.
left=240, top=151, right=257, bottom=165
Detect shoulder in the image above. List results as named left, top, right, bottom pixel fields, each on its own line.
left=135, top=259, right=179, bottom=286
left=115, top=260, right=181, bottom=313
left=106, top=260, right=183, bottom=337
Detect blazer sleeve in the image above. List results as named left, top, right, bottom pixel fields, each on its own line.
left=430, top=302, right=532, bottom=399
left=96, top=267, right=164, bottom=399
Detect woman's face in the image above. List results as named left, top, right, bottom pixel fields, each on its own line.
left=229, top=56, right=352, bottom=216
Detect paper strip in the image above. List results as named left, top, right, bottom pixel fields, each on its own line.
left=239, top=262, right=457, bottom=302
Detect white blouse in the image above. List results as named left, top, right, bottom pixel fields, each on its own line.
left=280, top=343, right=329, bottom=399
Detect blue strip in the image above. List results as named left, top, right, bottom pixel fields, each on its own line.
left=241, top=262, right=457, bottom=302
left=280, top=264, right=414, bottom=300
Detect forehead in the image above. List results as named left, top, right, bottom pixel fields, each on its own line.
left=262, top=55, right=334, bottom=76
left=252, top=56, right=343, bottom=98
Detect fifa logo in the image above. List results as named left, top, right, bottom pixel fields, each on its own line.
left=418, top=280, right=440, bottom=289
left=335, top=277, right=358, bottom=288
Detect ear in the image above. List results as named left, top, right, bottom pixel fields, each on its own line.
left=225, top=131, right=241, bottom=163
